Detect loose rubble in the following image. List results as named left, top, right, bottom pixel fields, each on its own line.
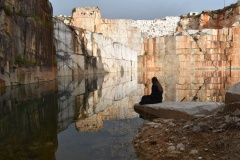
left=133, top=105, right=240, bottom=160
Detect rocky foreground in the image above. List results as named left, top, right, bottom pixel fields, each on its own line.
left=133, top=103, right=240, bottom=160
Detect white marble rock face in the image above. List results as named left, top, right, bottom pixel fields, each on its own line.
left=131, top=17, right=181, bottom=38
left=54, top=18, right=137, bottom=76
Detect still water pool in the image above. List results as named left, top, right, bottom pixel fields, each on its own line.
left=56, top=119, right=144, bottom=160
left=0, top=70, right=236, bottom=160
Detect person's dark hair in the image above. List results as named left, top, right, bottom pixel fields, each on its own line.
left=152, top=77, right=163, bottom=92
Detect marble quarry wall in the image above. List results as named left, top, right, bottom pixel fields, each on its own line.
left=140, top=1, right=240, bottom=71
left=54, top=18, right=137, bottom=76
left=71, top=7, right=143, bottom=55
left=96, top=18, right=143, bottom=55
left=0, top=0, right=56, bottom=86
left=131, top=17, right=180, bottom=38
left=71, top=7, right=101, bottom=32
left=180, top=2, right=240, bottom=30
left=138, top=69, right=240, bottom=103
left=70, top=2, right=240, bottom=72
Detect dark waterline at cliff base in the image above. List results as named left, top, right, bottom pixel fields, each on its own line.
left=0, top=70, right=238, bottom=159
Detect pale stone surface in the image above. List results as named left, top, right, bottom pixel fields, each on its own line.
left=131, top=17, right=180, bottom=38
left=69, top=2, right=240, bottom=72
left=134, top=102, right=224, bottom=120
left=71, top=7, right=101, bottom=32
left=70, top=8, right=143, bottom=55
left=54, top=18, right=137, bottom=75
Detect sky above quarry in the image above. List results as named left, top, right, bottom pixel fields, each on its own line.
left=49, top=0, right=238, bottom=20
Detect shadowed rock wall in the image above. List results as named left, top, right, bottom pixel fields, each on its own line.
left=0, top=0, right=56, bottom=86
left=69, top=3, right=240, bottom=72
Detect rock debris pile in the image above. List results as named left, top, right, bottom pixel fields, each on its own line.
left=133, top=103, right=240, bottom=160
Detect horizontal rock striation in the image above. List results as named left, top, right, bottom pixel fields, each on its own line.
left=70, top=2, right=240, bottom=72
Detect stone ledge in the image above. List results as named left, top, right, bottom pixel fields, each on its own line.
left=225, top=82, right=240, bottom=104
left=134, top=102, right=224, bottom=120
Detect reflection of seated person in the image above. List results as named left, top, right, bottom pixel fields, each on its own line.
left=139, top=77, right=163, bottom=105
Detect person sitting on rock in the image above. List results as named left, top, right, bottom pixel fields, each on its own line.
left=139, top=77, right=163, bottom=105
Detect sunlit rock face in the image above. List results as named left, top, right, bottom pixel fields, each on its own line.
left=140, top=28, right=232, bottom=70
left=131, top=17, right=181, bottom=38
left=54, top=18, right=137, bottom=75
left=71, top=7, right=143, bottom=55
left=71, top=7, right=101, bottom=33
left=0, top=0, right=56, bottom=86
left=180, top=3, right=240, bottom=30
left=141, top=2, right=240, bottom=71
left=87, top=31, right=138, bottom=72
left=96, top=19, right=143, bottom=55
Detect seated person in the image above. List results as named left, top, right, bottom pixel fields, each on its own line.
left=139, top=77, right=163, bottom=105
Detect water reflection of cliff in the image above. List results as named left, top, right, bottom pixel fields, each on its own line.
left=0, top=81, right=58, bottom=160
left=57, top=72, right=143, bottom=132
left=139, top=69, right=239, bottom=103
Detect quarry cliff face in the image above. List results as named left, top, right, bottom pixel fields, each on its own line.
left=142, top=2, right=240, bottom=71
left=1, top=0, right=240, bottom=86
left=67, top=2, right=240, bottom=103
left=180, top=2, right=240, bottom=30
left=0, top=0, right=56, bottom=86
left=71, top=7, right=143, bottom=56
left=54, top=17, right=137, bottom=76
left=70, top=2, right=240, bottom=72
